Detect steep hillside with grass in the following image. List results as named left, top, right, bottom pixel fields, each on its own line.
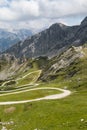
left=0, top=44, right=86, bottom=130
left=0, top=43, right=87, bottom=90
left=40, top=44, right=87, bottom=90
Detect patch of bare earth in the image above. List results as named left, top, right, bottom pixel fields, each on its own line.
left=4, top=107, right=16, bottom=114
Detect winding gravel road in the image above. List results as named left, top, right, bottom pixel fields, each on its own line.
left=1, top=70, right=42, bottom=87
left=0, top=87, right=71, bottom=105
left=0, top=70, right=71, bottom=105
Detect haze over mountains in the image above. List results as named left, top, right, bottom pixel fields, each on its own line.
left=0, top=29, right=32, bottom=53
left=3, top=16, right=87, bottom=59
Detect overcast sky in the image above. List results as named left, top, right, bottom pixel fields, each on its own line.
left=0, top=0, right=87, bottom=32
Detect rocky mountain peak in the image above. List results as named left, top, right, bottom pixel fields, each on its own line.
left=81, top=16, right=87, bottom=25
left=2, top=16, right=87, bottom=59
left=49, top=23, right=67, bottom=30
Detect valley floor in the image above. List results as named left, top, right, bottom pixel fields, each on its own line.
left=0, top=70, right=86, bottom=130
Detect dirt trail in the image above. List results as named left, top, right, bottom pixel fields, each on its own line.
left=0, top=87, right=71, bottom=105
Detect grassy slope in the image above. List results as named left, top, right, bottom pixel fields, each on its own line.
left=54, top=46, right=87, bottom=91
left=0, top=70, right=41, bottom=90
left=0, top=91, right=87, bottom=130
left=0, top=89, right=60, bottom=102
left=0, top=45, right=86, bottom=130
left=41, top=45, right=87, bottom=91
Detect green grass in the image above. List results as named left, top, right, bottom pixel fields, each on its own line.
left=16, top=71, right=41, bottom=87
left=1, top=70, right=41, bottom=90
left=48, top=52, right=87, bottom=91
left=0, top=45, right=86, bottom=130
left=0, top=90, right=87, bottom=130
left=0, top=88, right=60, bottom=102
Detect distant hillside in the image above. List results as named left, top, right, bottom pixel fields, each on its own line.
left=0, top=29, right=32, bottom=53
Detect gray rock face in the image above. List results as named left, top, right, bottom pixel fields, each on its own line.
left=81, top=17, right=87, bottom=25
left=3, top=17, right=87, bottom=58
left=4, top=23, right=77, bottom=58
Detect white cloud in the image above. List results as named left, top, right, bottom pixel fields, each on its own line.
left=38, top=0, right=87, bottom=18
left=0, top=0, right=87, bottom=31
left=10, top=0, right=39, bottom=20
left=0, top=0, right=39, bottom=21
left=0, top=0, right=8, bottom=6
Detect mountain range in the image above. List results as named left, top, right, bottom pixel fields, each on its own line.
left=0, top=13, right=87, bottom=130
left=2, top=16, right=87, bottom=59
left=0, top=16, right=87, bottom=81
left=0, top=28, right=32, bottom=53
